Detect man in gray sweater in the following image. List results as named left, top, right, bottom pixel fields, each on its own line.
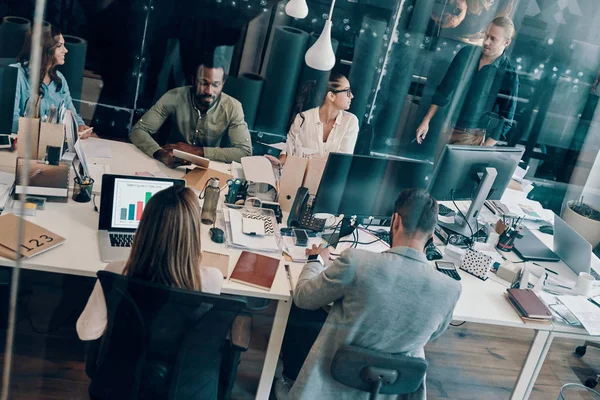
left=277, top=188, right=462, bottom=400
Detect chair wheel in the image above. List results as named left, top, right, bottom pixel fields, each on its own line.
left=585, top=378, right=597, bottom=388
left=576, top=346, right=587, bottom=356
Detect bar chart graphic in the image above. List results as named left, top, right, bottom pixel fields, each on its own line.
left=111, top=178, right=174, bottom=229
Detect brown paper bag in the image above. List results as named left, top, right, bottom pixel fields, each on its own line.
left=278, top=155, right=308, bottom=212
left=17, top=117, right=40, bottom=159
left=37, top=122, right=65, bottom=159
left=303, top=156, right=327, bottom=196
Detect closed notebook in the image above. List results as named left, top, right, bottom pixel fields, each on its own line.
left=229, top=251, right=280, bottom=291
left=0, top=213, right=65, bottom=260
left=200, top=251, right=230, bottom=278
left=506, top=288, right=552, bottom=319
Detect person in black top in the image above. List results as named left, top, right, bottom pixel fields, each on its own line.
left=416, top=16, right=519, bottom=147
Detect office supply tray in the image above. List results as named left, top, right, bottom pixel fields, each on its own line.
left=222, top=204, right=282, bottom=254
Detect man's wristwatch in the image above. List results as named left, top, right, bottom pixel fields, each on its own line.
left=307, top=254, right=324, bottom=265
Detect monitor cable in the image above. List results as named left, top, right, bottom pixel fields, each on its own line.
left=451, top=190, right=475, bottom=248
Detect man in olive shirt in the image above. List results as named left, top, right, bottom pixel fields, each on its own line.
left=130, top=60, right=252, bottom=166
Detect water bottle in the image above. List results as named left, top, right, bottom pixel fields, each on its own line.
left=201, top=178, right=220, bottom=225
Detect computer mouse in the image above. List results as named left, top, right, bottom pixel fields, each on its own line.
left=209, top=227, right=224, bottom=244
left=426, top=243, right=443, bottom=261
left=539, top=225, right=554, bottom=235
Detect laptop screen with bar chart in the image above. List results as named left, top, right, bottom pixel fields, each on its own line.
left=111, top=177, right=175, bottom=229
left=98, top=174, right=186, bottom=232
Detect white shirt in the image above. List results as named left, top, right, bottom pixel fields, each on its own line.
left=76, top=261, right=224, bottom=341
left=284, top=107, right=359, bottom=158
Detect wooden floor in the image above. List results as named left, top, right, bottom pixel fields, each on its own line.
left=1, top=272, right=600, bottom=399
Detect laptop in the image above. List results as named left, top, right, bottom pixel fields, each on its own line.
left=98, top=174, right=186, bottom=262
left=513, top=225, right=560, bottom=262
left=513, top=214, right=592, bottom=272
left=553, top=214, right=592, bottom=275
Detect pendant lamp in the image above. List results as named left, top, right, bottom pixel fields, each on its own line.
left=304, top=0, right=337, bottom=71
left=285, top=0, right=308, bottom=19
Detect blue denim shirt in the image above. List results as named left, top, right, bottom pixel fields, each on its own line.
left=11, top=63, right=84, bottom=132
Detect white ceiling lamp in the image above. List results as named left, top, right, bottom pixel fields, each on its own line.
left=285, top=0, right=308, bottom=19
left=304, top=0, right=337, bottom=71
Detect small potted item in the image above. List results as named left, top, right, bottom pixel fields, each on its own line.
left=562, top=198, right=600, bottom=248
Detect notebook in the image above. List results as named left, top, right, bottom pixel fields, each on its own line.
left=229, top=251, right=280, bottom=291
left=0, top=214, right=65, bottom=260
left=506, top=288, right=552, bottom=320
left=200, top=251, right=230, bottom=278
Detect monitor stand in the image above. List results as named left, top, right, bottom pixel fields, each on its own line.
left=438, top=167, right=497, bottom=238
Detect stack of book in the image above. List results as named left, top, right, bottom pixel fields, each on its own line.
left=505, top=288, right=552, bottom=324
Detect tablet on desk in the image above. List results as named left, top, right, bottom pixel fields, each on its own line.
left=173, top=149, right=210, bottom=169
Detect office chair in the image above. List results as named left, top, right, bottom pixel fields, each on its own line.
left=331, top=345, right=428, bottom=400
left=85, top=271, right=250, bottom=400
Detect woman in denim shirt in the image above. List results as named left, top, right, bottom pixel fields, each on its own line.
left=11, top=25, right=93, bottom=136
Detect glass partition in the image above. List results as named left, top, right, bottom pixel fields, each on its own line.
left=2, top=0, right=600, bottom=398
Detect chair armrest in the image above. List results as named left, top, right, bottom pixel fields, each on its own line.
left=85, top=338, right=102, bottom=378
left=230, top=312, right=252, bottom=351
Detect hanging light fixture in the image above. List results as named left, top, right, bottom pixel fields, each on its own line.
left=304, top=0, right=336, bottom=71
left=284, top=0, right=308, bottom=19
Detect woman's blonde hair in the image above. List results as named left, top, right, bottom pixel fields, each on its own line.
left=123, top=185, right=203, bottom=291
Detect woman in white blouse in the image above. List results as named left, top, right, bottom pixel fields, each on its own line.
left=266, top=72, right=359, bottom=166
left=76, top=185, right=223, bottom=341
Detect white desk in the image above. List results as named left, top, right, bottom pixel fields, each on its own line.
left=444, top=198, right=600, bottom=400
left=0, top=139, right=298, bottom=399
left=3, top=140, right=600, bottom=399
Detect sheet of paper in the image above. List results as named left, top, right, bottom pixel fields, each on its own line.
left=231, top=161, right=245, bottom=180
left=241, top=156, right=276, bottom=188
left=266, top=142, right=286, bottom=152
left=229, top=208, right=279, bottom=252
left=80, top=138, right=112, bottom=158
left=558, top=295, right=600, bottom=335
left=283, top=236, right=322, bottom=262
left=500, top=189, right=553, bottom=222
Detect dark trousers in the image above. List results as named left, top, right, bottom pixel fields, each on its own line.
left=281, top=304, right=328, bottom=380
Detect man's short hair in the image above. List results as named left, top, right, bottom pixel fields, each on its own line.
left=393, top=188, right=438, bottom=237
left=491, top=16, right=515, bottom=40
left=194, top=53, right=229, bottom=79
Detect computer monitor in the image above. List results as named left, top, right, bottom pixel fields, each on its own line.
left=0, top=61, right=18, bottom=135
left=429, top=145, right=524, bottom=236
left=312, top=153, right=433, bottom=219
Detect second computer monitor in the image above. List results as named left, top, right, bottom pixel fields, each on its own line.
left=312, top=153, right=433, bottom=219
left=429, top=145, right=524, bottom=202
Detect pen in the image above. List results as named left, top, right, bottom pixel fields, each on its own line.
left=79, top=127, right=94, bottom=136
left=284, top=264, right=294, bottom=296
left=544, top=267, right=557, bottom=275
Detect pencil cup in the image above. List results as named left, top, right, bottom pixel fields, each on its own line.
left=72, top=177, right=94, bottom=203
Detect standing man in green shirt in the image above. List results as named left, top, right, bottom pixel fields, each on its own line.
left=130, top=58, right=252, bottom=166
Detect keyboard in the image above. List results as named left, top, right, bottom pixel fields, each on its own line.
left=109, top=233, right=135, bottom=247
left=438, top=204, right=454, bottom=216
left=372, top=230, right=390, bottom=245
left=298, top=210, right=326, bottom=232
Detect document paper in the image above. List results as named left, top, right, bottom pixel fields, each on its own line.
left=558, top=295, right=600, bottom=335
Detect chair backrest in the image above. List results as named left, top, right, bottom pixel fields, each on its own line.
left=331, top=345, right=428, bottom=397
left=89, top=271, right=246, bottom=400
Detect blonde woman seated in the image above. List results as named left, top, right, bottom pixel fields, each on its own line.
left=265, top=72, right=359, bottom=167
left=76, top=185, right=223, bottom=341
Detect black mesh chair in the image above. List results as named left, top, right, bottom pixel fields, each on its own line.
left=85, top=271, right=249, bottom=400
left=331, top=346, right=428, bottom=400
